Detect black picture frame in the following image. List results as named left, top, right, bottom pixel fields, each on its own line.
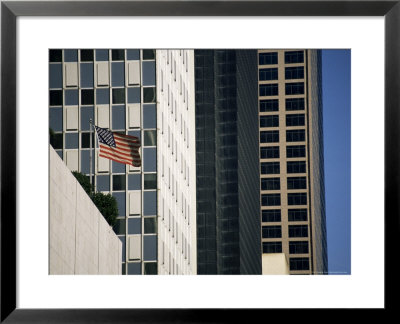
left=1, top=0, right=398, bottom=322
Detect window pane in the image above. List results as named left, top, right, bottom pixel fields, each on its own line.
left=143, top=148, right=157, bottom=172
left=127, top=262, right=141, bottom=275
left=50, top=133, right=63, bottom=149
left=286, top=114, right=305, bottom=126
left=81, top=132, right=95, bottom=149
left=260, top=146, right=280, bottom=159
left=143, top=236, right=157, bottom=261
left=288, top=209, right=308, bottom=221
left=97, top=175, right=110, bottom=192
left=81, top=89, right=94, bottom=105
left=261, top=162, right=280, bottom=174
left=80, top=150, right=95, bottom=175
left=261, top=194, right=281, bottom=206
left=142, top=49, right=155, bottom=60
left=113, top=219, right=126, bottom=235
left=260, top=115, right=279, bottom=128
left=112, top=105, right=126, bottom=130
left=49, top=49, right=62, bottom=62
left=286, top=98, right=305, bottom=111
left=112, top=88, right=125, bottom=104
left=64, top=49, right=78, bottom=62
left=49, top=90, right=62, bottom=106
left=260, top=99, right=279, bottom=112
left=289, top=225, right=308, bottom=237
left=49, top=64, right=62, bottom=88
left=259, top=52, right=278, bottom=65
left=128, top=174, right=141, bottom=190
left=80, top=106, right=94, bottom=131
left=287, top=161, right=306, bottom=174
left=127, top=49, right=140, bottom=60
left=96, top=88, right=110, bottom=105
left=65, top=133, right=79, bottom=149
left=263, top=242, right=282, bottom=253
left=113, top=175, right=126, bottom=191
left=112, top=62, right=125, bottom=87
left=144, top=218, right=157, bottom=234
left=65, top=89, right=79, bottom=106
left=286, top=129, right=305, bottom=142
left=113, top=192, right=126, bottom=217
left=96, top=49, right=109, bottom=61
left=285, top=51, right=304, bottom=64
left=285, top=66, right=304, bottom=79
left=143, top=191, right=157, bottom=215
left=285, top=82, right=304, bottom=95
left=262, top=226, right=281, bottom=238
left=259, top=68, right=278, bottom=81
left=260, top=84, right=278, bottom=96
left=128, top=218, right=141, bottom=235
left=143, top=104, right=156, bottom=129
left=289, top=241, right=309, bottom=254
left=80, top=49, right=93, bottom=62
left=144, top=130, right=156, bottom=146
left=80, top=63, right=94, bottom=88
left=49, top=108, right=63, bottom=132
left=262, top=209, right=281, bottom=222
left=144, top=262, right=157, bottom=275
left=260, top=131, right=279, bottom=143
left=142, top=61, right=156, bottom=86
left=143, top=87, right=156, bottom=103
left=112, top=49, right=125, bottom=61
left=261, top=178, right=280, bottom=190
left=144, top=174, right=157, bottom=190
left=290, top=258, right=309, bottom=271
left=127, top=87, right=141, bottom=103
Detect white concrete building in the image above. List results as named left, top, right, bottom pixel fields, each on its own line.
left=49, top=145, right=122, bottom=274
left=156, top=50, right=197, bottom=274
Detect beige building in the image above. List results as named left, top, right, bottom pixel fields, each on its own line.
left=258, top=49, right=327, bottom=275
left=49, top=145, right=122, bottom=274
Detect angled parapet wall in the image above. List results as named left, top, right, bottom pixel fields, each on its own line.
left=49, top=145, right=122, bottom=274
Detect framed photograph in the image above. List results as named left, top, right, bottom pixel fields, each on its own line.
left=1, top=0, right=398, bottom=322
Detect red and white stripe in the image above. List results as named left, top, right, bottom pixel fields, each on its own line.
left=99, top=133, right=141, bottom=167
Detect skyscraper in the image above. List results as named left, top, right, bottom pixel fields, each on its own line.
left=49, top=49, right=196, bottom=274
left=195, top=50, right=261, bottom=274
left=156, top=50, right=197, bottom=275
left=258, top=49, right=328, bottom=274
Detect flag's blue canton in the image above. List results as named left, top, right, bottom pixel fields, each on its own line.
left=95, top=126, right=116, bottom=148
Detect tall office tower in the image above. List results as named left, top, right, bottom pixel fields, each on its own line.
left=156, top=50, right=197, bottom=275
left=195, top=50, right=261, bottom=274
left=49, top=49, right=159, bottom=275
left=258, top=49, right=328, bottom=274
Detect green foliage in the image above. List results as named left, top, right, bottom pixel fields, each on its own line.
left=72, top=171, right=118, bottom=227
left=91, top=192, right=118, bottom=227
left=72, top=171, right=94, bottom=196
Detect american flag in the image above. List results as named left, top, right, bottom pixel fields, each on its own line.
left=95, top=126, right=141, bottom=167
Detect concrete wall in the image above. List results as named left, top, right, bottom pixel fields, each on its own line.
left=49, top=145, right=122, bottom=274
left=262, top=254, right=290, bottom=275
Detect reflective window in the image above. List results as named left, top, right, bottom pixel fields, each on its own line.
left=285, top=66, right=304, bottom=79
left=143, top=236, right=157, bottom=261
left=142, top=61, right=156, bottom=86
left=119, top=236, right=126, bottom=262
left=112, top=88, right=125, bottom=104
left=80, top=63, right=94, bottom=88
left=143, top=191, right=157, bottom=215
left=50, top=133, right=63, bottom=149
left=113, top=174, right=126, bottom=191
left=259, top=68, right=278, bottom=81
left=260, top=115, right=279, bottom=128
left=113, top=192, right=126, bottom=217
left=143, top=87, right=156, bottom=103
left=80, top=150, right=94, bottom=174
left=262, top=225, right=281, bottom=238
left=285, top=82, right=304, bottom=95
left=80, top=106, right=94, bottom=131
left=286, top=98, right=305, bottom=111
left=261, top=178, right=280, bottom=190
left=49, top=49, right=62, bottom=62
left=81, top=133, right=95, bottom=149
left=65, top=133, right=79, bottom=149
left=142, top=49, right=155, bottom=60
left=144, top=174, right=157, bottom=190
left=259, top=52, right=278, bottom=65
left=49, top=90, right=62, bottom=106
left=260, top=130, right=279, bottom=143
left=143, top=104, right=156, bottom=129
left=127, top=49, right=140, bottom=60
left=127, top=87, right=141, bottom=103
left=288, top=209, right=308, bottom=221
left=112, top=105, right=126, bottom=130
left=96, top=49, right=109, bottom=62
left=128, top=174, right=141, bottom=190
left=262, top=209, right=281, bottom=222
left=112, top=49, right=125, bottom=61
left=127, top=262, right=141, bottom=275
left=260, top=99, right=279, bottom=112
left=144, top=262, right=157, bottom=275
left=81, top=89, right=94, bottom=105
left=287, top=177, right=307, bottom=190
left=260, top=146, right=279, bottom=159
left=64, top=49, right=78, bottom=62
left=113, top=219, right=126, bottom=235
left=144, top=218, right=157, bottom=234
left=97, top=175, right=110, bottom=192
left=287, top=161, right=306, bottom=174
left=290, top=258, right=309, bottom=271
left=263, top=242, right=282, bottom=253
left=286, top=145, right=306, bottom=158
left=261, top=194, right=281, bottom=206
left=289, top=241, right=309, bottom=254
left=80, top=49, right=93, bottom=62
left=261, top=162, right=280, bottom=174
left=49, top=64, right=62, bottom=88
left=128, top=218, right=141, bottom=235
left=144, top=130, right=156, bottom=146
left=143, top=148, right=156, bottom=172
left=288, top=193, right=307, bottom=206
left=259, top=84, right=278, bottom=96
left=49, top=108, right=63, bottom=132
left=286, top=114, right=305, bottom=126
left=112, top=62, right=125, bottom=87
left=285, top=51, right=304, bottom=64
left=96, top=88, right=110, bottom=105
left=289, top=225, right=308, bottom=238
left=65, top=89, right=79, bottom=106
left=112, top=161, right=125, bottom=173
left=286, top=129, right=305, bottom=142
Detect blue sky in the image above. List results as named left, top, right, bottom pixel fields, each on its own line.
left=321, top=50, right=351, bottom=274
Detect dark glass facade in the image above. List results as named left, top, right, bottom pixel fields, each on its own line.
left=195, top=50, right=261, bottom=274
